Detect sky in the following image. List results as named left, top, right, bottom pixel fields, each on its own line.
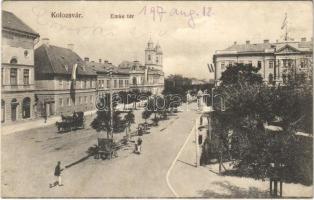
left=2, top=1, right=313, bottom=80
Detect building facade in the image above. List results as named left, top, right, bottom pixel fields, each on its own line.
left=213, top=38, right=313, bottom=85
left=119, top=40, right=165, bottom=95
left=34, top=40, right=97, bottom=117
left=145, top=39, right=163, bottom=71
left=85, top=59, right=130, bottom=96
left=1, top=11, right=40, bottom=124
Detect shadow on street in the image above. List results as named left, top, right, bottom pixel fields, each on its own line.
left=197, top=181, right=269, bottom=198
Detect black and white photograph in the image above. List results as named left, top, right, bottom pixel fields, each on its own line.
left=1, top=1, right=313, bottom=198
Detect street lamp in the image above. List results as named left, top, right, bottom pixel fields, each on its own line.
left=211, top=87, right=215, bottom=107
left=109, top=69, right=113, bottom=139
left=264, top=123, right=284, bottom=198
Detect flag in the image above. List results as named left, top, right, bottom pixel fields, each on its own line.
left=281, top=13, right=287, bottom=30
left=207, top=64, right=215, bottom=73
left=71, top=63, right=78, bottom=80
left=70, top=63, right=78, bottom=103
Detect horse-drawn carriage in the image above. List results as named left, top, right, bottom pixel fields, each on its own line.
left=56, top=111, right=85, bottom=132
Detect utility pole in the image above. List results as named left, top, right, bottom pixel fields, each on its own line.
left=109, top=70, right=113, bottom=139
left=211, top=87, right=215, bottom=107
left=195, top=119, right=199, bottom=167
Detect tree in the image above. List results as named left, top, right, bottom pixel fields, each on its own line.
left=211, top=62, right=313, bottom=185
left=90, top=95, right=124, bottom=138
left=124, top=111, right=135, bottom=131
left=220, top=63, right=263, bottom=86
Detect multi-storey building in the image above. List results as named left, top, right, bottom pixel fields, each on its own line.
left=213, top=38, right=313, bottom=85
left=85, top=58, right=130, bottom=96
left=118, top=40, right=165, bottom=95
left=1, top=11, right=40, bottom=124
left=34, top=39, right=97, bottom=117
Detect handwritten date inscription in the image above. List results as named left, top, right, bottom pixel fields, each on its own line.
left=138, top=6, right=212, bottom=28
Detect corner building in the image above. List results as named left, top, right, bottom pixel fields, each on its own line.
left=213, top=38, right=313, bottom=85
left=1, top=11, right=40, bottom=124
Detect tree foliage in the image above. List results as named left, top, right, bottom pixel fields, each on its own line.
left=220, top=63, right=263, bottom=86
left=207, top=63, right=313, bottom=184
left=90, top=95, right=125, bottom=138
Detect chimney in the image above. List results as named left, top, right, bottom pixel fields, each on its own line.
left=301, top=37, right=306, bottom=42
left=67, top=44, right=74, bottom=51
left=233, top=41, right=237, bottom=45
left=264, top=39, right=269, bottom=43
left=246, top=40, right=250, bottom=44
left=104, top=60, right=108, bottom=64
left=84, top=57, right=89, bottom=62
left=99, top=59, right=102, bottom=63
left=42, top=38, right=50, bottom=46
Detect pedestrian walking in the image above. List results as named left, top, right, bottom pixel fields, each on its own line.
left=54, top=161, right=63, bottom=186
left=44, top=112, right=47, bottom=123
left=137, top=137, right=143, bottom=153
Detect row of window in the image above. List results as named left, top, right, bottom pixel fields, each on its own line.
left=98, top=79, right=129, bottom=89
left=220, top=59, right=309, bottom=70
left=1, top=68, right=30, bottom=85
left=58, top=79, right=95, bottom=89
left=132, top=77, right=161, bottom=85
left=59, top=95, right=94, bottom=106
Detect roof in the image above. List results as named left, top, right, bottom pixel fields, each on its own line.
left=35, top=44, right=96, bottom=77
left=2, top=10, right=39, bottom=37
left=218, top=40, right=313, bottom=55
left=224, top=43, right=273, bottom=53
left=86, top=61, right=129, bottom=76
left=118, top=60, right=145, bottom=71
left=118, top=60, right=164, bottom=75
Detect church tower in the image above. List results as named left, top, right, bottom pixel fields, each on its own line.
left=155, top=42, right=163, bottom=70
left=145, top=38, right=156, bottom=69
left=145, top=39, right=163, bottom=71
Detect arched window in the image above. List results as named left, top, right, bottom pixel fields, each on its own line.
left=132, top=77, right=137, bottom=85
left=1, top=99, right=5, bottom=123
left=22, top=97, right=31, bottom=119
left=11, top=98, right=18, bottom=121
left=10, top=57, right=18, bottom=64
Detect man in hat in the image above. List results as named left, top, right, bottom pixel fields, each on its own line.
left=54, top=161, right=63, bottom=186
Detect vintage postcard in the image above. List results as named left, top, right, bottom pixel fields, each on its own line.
left=1, top=0, right=313, bottom=198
